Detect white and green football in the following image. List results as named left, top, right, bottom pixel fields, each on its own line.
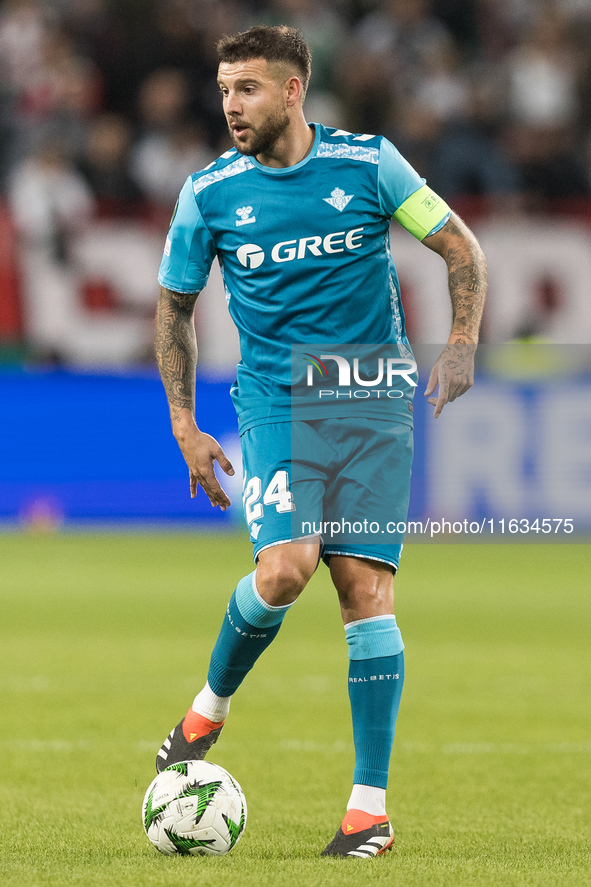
left=142, top=760, right=247, bottom=856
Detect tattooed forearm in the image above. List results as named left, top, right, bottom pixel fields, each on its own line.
left=425, top=213, right=487, bottom=344
left=155, top=285, right=200, bottom=423
left=445, top=219, right=487, bottom=342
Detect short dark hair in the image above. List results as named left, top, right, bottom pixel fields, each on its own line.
left=217, top=25, right=312, bottom=99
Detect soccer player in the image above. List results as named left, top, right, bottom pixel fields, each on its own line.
left=155, top=25, right=486, bottom=858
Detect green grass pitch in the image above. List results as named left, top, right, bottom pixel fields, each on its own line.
left=0, top=533, right=589, bottom=886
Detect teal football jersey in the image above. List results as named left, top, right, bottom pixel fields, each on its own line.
left=158, top=124, right=450, bottom=432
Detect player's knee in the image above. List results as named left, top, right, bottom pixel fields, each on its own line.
left=256, top=549, right=315, bottom=606
left=332, top=557, right=395, bottom=616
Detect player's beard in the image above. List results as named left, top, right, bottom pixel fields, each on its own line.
left=229, top=105, right=290, bottom=157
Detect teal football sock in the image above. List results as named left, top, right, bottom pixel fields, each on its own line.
left=207, top=572, right=293, bottom=697
left=345, top=615, right=405, bottom=789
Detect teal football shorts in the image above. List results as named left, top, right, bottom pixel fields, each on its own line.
left=240, top=417, right=413, bottom=571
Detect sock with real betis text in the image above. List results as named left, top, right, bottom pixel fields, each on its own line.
left=180, top=571, right=294, bottom=743
left=156, top=570, right=295, bottom=770
left=206, top=570, right=293, bottom=698
left=344, top=614, right=405, bottom=818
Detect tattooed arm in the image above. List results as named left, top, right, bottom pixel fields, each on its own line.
left=155, top=285, right=234, bottom=508
left=421, top=212, right=487, bottom=417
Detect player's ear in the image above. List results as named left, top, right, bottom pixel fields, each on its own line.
left=285, top=75, right=302, bottom=107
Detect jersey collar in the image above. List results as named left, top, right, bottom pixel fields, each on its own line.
left=249, top=124, right=320, bottom=175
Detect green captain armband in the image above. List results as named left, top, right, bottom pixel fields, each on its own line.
left=393, top=184, right=450, bottom=241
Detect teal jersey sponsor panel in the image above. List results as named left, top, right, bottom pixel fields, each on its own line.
left=158, top=124, right=449, bottom=433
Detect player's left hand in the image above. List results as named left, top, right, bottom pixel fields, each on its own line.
left=424, top=342, right=476, bottom=418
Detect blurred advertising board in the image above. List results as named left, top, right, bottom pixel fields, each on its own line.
left=0, top=347, right=589, bottom=538
left=0, top=369, right=243, bottom=528
left=410, top=345, right=591, bottom=541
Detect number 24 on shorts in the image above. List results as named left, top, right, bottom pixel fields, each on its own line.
left=243, top=471, right=295, bottom=524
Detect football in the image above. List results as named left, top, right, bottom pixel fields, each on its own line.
left=142, top=760, right=247, bottom=856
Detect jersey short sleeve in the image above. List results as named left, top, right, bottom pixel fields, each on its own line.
left=377, top=138, right=450, bottom=241
left=158, top=175, right=216, bottom=294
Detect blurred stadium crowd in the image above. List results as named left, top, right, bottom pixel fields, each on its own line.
left=1, top=0, right=591, bottom=362
left=3, top=0, right=591, bottom=209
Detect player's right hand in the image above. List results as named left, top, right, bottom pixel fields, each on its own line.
left=174, top=424, right=235, bottom=510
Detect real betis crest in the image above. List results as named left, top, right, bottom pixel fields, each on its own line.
left=323, top=187, right=353, bottom=212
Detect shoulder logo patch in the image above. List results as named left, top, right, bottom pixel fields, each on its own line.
left=323, top=187, right=353, bottom=212
left=236, top=206, right=256, bottom=226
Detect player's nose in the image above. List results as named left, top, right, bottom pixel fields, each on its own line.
left=225, top=92, right=242, bottom=115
